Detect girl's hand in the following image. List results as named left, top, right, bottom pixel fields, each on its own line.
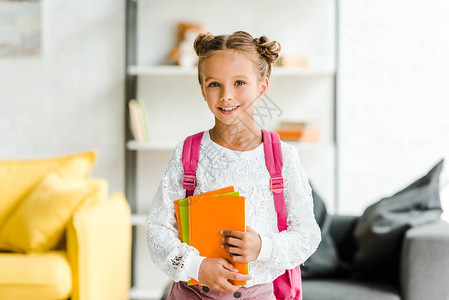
left=198, top=258, right=252, bottom=292
left=221, top=226, right=261, bottom=263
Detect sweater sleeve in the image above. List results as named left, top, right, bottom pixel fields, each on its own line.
left=145, top=142, right=204, bottom=282
left=261, top=143, right=321, bottom=273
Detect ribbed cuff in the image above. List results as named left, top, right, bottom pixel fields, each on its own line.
left=185, top=255, right=207, bottom=281
left=256, top=234, right=273, bottom=262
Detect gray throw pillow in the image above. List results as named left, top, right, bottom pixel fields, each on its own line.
left=301, top=183, right=340, bottom=278
left=353, top=158, right=444, bottom=284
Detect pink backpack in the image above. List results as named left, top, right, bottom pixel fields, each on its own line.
left=181, top=130, right=302, bottom=300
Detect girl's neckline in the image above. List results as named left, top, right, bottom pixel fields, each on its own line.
left=203, top=129, right=264, bottom=156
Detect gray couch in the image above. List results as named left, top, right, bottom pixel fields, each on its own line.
left=159, top=215, right=449, bottom=300
left=303, top=215, right=449, bottom=300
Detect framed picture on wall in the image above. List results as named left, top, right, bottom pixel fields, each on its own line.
left=0, top=0, right=41, bottom=56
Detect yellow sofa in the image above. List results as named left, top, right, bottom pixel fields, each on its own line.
left=0, top=151, right=131, bottom=300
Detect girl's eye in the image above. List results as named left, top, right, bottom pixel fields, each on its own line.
left=208, top=82, right=219, bottom=87
left=235, top=80, right=245, bottom=86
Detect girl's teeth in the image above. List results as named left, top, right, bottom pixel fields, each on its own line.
left=221, top=107, right=237, bottom=111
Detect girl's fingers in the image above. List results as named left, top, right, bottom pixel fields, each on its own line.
left=229, top=254, right=246, bottom=263
left=219, top=258, right=239, bottom=272
left=223, top=236, right=243, bottom=247
left=223, top=245, right=243, bottom=255
left=222, top=230, right=245, bottom=239
left=226, top=270, right=252, bottom=282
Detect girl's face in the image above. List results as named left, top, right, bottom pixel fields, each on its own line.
left=200, top=50, right=268, bottom=126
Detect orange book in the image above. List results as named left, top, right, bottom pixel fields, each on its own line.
left=188, top=195, right=247, bottom=286
left=276, top=129, right=304, bottom=140
left=174, top=186, right=234, bottom=243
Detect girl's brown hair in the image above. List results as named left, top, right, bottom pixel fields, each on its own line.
left=193, top=31, right=281, bottom=85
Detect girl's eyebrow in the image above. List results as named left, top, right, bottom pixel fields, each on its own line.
left=204, top=74, right=249, bottom=82
left=234, top=74, right=250, bottom=79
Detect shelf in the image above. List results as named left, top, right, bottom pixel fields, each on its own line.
left=285, top=141, right=335, bottom=152
left=128, top=65, right=197, bottom=76
left=129, top=287, right=163, bottom=300
left=127, top=140, right=333, bottom=152
left=128, top=65, right=335, bottom=77
left=127, top=140, right=176, bottom=151
left=131, top=214, right=148, bottom=226
left=273, top=67, right=335, bottom=77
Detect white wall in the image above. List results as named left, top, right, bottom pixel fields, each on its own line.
left=0, top=0, right=125, bottom=194
left=339, top=0, right=449, bottom=220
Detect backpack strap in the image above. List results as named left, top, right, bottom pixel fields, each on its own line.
left=182, top=131, right=204, bottom=197
left=262, top=130, right=288, bottom=232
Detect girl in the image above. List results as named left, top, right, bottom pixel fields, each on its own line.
left=146, top=31, right=321, bottom=299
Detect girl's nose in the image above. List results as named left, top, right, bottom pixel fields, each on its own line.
left=220, top=86, right=233, bottom=101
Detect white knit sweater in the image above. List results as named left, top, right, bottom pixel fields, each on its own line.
left=145, top=130, right=321, bottom=287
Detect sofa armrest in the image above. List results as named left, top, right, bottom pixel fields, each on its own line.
left=401, top=219, right=449, bottom=300
left=67, top=192, right=132, bottom=300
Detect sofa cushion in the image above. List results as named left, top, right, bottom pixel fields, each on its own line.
left=0, top=151, right=96, bottom=231
left=303, top=279, right=400, bottom=300
left=301, top=183, right=340, bottom=278
left=0, top=251, right=72, bottom=300
left=353, top=158, right=444, bottom=283
left=0, top=172, right=107, bottom=252
left=67, top=192, right=131, bottom=300
left=329, top=215, right=358, bottom=264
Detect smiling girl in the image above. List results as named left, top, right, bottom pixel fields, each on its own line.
left=146, top=31, right=321, bottom=299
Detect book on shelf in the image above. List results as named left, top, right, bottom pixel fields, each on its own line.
left=276, top=121, right=306, bottom=141
left=128, top=99, right=150, bottom=143
left=173, top=186, right=248, bottom=286
left=275, top=120, right=322, bottom=142
left=136, top=99, right=150, bottom=142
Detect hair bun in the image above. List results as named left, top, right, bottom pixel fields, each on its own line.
left=254, top=35, right=281, bottom=65
left=194, top=32, right=215, bottom=56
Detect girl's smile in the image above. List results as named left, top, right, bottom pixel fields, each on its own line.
left=218, top=105, right=240, bottom=115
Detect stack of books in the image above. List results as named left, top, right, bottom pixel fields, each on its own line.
left=276, top=121, right=306, bottom=141
left=174, top=186, right=248, bottom=286
left=276, top=121, right=322, bottom=143
left=128, top=99, right=150, bottom=142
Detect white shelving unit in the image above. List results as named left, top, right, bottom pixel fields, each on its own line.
left=125, top=1, right=338, bottom=299
left=126, top=140, right=177, bottom=151
left=131, top=214, right=148, bottom=226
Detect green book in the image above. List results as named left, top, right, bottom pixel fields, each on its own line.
left=136, top=99, right=150, bottom=142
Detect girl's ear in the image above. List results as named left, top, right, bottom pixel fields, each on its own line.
left=258, top=77, right=269, bottom=98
